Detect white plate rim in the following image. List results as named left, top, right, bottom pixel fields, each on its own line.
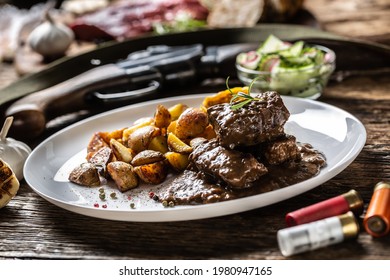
left=24, top=94, right=367, bottom=222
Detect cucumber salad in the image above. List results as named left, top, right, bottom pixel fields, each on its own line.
left=236, top=35, right=335, bottom=98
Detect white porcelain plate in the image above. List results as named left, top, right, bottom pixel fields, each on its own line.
left=24, top=94, right=366, bottom=222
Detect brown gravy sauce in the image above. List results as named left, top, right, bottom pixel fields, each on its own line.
left=158, top=143, right=326, bottom=205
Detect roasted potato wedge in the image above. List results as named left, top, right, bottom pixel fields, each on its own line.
left=88, top=146, right=114, bottom=176
left=202, top=86, right=248, bottom=108
left=122, top=118, right=154, bottom=143
left=134, top=160, right=168, bottom=184
left=189, top=137, right=208, bottom=148
left=154, top=104, right=171, bottom=128
left=131, top=150, right=165, bottom=166
left=168, top=103, right=188, bottom=121
left=98, top=128, right=125, bottom=144
left=165, top=151, right=189, bottom=171
left=86, top=133, right=109, bottom=160
left=107, top=161, right=139, bottom=192
left=148, top=135, right=168, bottom=153
left=167, top=120, right=177, bottom=134
left=127, top=125, right=160, bottom=153
left=175, top=107, right=209, bottom=140
left=167, top=133, right=193, bottom=154
left=197, top=124, right=216, bottom=140
left=110, top=139, right=134, bottom=163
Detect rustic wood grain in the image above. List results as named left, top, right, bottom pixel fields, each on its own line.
left=0, top=0, right=389, bottom=260
left=1, top=73, right=389, bottom=260
left=304, top=0, right=390, bottom=45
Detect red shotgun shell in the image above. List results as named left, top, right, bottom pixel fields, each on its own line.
left=286, top=189, right=364, bottom=226
left=363, top=182, right=390, bottom=237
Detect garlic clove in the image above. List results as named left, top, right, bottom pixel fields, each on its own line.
left=0, top=138, right=31, bottom=181
left=27, top=10, right=75, bottom=58
left=0, top=117, right=32, bottom=181
left=0, top=159, right=20, bottom=209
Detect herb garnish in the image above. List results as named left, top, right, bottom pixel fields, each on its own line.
left=227, top=77, right=263, bottom=110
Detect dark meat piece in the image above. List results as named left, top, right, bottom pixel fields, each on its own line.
left=68, top=162, right=100, bottom=187
left=207, top=91, right=290, bottom=148
left=298, top=143, right=326, bottom=166
left=159, top=142, right=327, bottom=205
left=158, top=170, right=236, bottom=205
left=263, top=135, right=301, bottom=165
left=189, top=139, right=268, bottom=189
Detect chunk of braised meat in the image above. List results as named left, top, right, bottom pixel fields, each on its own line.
left=189, top=139, right=268, bottom=189
left=298, top=144, right=326, bottom=166
left=68, top=162, right=100, bottom=187
left=263, top=135, right=301, bottom=165
left=207, top=91, right=290, bottom=148
left=158, top=170, right=236, bottom=205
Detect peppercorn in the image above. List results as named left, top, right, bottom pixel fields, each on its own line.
left=99, top=188, right=105, bottom=193
left=149, top=192, right=155, bottom=199
left=153, top=194, right=159, bottom=201
left=110, top=192, right=117, bottom=199
left=99, top=193, right=106, bottom=200
left=130, top=202, right=136, bottom=209
left=162, top=200, right=168, bottom=207
left=169, top=201, right=175, bottom=207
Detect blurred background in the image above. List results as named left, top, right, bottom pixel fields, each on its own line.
left=0, top=0, right=388, bottom=86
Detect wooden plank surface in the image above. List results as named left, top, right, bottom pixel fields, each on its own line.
left=0, top=0, right=390, bottom=260
left=305, top=0, right=390, bottom=45
left=3, top=73, right=389, bottom=260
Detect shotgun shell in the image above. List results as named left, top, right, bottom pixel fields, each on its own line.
left=285, top=189, right=363, bottom=226
left=363, top=181, right=390, bottom=237
left=278, top=211, right=359, bottom=257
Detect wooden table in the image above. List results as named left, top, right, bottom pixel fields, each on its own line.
left=0, top=0, right=389, bottom=260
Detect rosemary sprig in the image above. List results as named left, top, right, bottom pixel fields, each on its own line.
left=230, top=93, right=256, bottom=110
left=227, top=77, right=263, bottom=110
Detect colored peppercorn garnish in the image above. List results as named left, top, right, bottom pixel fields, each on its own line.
left=99, top=193, right=106, bottom=200
left=130, top=202, right=136, bottom=209
left=153, top=195, right=159, bottom=201
left=168, top=201, right=175, bottom=207
left=110, top=192, right=117, bottom=199
left=149, top=192, right=155, bottom=199
left=162, top=200, right=168, bottom=207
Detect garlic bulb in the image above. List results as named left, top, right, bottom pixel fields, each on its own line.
left=0, top=117, right=32, bottom=181
left=27, top=10, right=74, bottom=58
left=0, top=159, right=20, bottom=209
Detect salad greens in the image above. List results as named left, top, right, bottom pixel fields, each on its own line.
left=237, top=34, right=329, bottom=72
left=153, top=12, right=206, bottom=35
left=236, top=34, right=335, bottom=98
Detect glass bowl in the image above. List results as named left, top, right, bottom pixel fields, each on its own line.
left=236, top=45, right=336, bottom=99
